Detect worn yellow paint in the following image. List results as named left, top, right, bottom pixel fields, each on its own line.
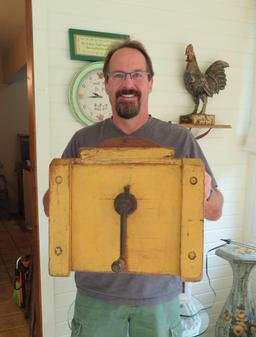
left=180, top=160, right=204, bottom=281
left=80, top=147, right=175, bottom=163
left=49, top=148, right=204, bottom=281
left=49, top=159, right=71, bottom=276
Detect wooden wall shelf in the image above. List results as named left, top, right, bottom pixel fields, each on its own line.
left=179, top=124, right=231, bottom=129
left=178, top=124, right=232, bottom=140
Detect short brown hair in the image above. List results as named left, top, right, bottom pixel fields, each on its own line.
left=103, top=40, right=154, bottom=81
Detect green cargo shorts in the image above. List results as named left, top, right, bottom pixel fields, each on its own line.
left=70, top=292, right=182, bottom=337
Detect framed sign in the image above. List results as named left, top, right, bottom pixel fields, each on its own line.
left=69, top=29, right=130, bottom=61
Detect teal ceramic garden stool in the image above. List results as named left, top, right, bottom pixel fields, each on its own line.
left=215, top=243, right=256, bottom=337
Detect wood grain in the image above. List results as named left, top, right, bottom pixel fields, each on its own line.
left=49, top=148, right=204, bottom=280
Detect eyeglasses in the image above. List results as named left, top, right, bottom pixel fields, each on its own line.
left=107, top=71, right=151, bottom=83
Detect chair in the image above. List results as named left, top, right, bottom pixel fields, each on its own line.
left=0, top=174, right=10, bottom=218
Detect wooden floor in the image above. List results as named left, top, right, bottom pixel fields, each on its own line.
left=0, top=218, right=32, bottom=337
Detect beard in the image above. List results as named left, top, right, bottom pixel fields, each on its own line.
left=115, top=89, right=141, bottom=119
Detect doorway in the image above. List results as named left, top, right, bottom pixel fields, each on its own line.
left=0, top=0, right=42, bottom=336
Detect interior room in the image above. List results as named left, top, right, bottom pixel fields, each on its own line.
left=0, top=1, right=34, bottom=336
left=1, top=1, right=256, bottom=337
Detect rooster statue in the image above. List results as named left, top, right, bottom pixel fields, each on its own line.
left=180, top=44, right=229, bottom=124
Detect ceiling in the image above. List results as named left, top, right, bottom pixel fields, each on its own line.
left=0, top=1, right=25, bottom=56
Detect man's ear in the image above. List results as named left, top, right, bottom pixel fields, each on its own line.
left=105, top=80, right=109, bottom=95
left=149, top=78, right=153, bottom=93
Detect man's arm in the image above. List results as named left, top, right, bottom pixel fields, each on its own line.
left=43, top=190, right=50, bottom=217
left=204, top=172, right=224, bottom=221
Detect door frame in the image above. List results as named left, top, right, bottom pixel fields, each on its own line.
left=25, top=0, right=43, bottom=336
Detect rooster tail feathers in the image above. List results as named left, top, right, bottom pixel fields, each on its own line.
left=206, top=60, right=229, bottom=74
left=205, top=61, right=229, bottom=94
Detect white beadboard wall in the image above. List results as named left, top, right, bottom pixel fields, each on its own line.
left=31, top=1, right=256, bottom=336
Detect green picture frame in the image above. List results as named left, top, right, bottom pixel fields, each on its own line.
left=69, top=29, right=130, bottom=61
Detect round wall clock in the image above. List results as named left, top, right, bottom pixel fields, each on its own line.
left=69, top=61, right=112, bottom=125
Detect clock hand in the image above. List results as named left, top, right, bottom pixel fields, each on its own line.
left=88, top=92, right=103, bottom=98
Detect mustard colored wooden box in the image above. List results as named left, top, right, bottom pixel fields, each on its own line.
left=49, top=147, right=204, bottom=281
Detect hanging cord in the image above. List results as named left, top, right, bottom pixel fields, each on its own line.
left=220, top=238, right=256, bottom=250
left=205, top=241, right=229, bottom=297
left=180, top=240, right=228, bottom=318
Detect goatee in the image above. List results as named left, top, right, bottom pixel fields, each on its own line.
left=115, top=89, right=141, bottom=119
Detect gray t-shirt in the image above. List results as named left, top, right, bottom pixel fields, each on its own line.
left=62, top=116, right=217, bottom=305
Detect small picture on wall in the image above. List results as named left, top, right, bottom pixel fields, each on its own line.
left=69, top=28, right=130, bottom=61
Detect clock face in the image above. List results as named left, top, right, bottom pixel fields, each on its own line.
left=69, top=62, right=112, bottom=125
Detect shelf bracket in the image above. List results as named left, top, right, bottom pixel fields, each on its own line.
left=193, top=128, right=212, bottom=140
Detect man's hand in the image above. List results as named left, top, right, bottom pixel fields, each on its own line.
left=43, top=190, right=49, bottom=217
left=204, top=172, right=224, bottom=221
left=204, top=171, right=212, bottom=203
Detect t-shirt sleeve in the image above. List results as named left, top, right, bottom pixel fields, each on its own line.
left=184, top=132, right=218, bottom=188
left=61, top=132, right=81, bottom=159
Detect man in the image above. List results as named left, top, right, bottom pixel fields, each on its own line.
left=44, top=40, right=223, bottom=337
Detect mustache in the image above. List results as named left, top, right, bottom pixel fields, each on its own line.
left=116, top=89, right=141, bottom=98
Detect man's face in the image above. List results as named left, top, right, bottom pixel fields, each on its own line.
left=105, top=48, right=153, bottom=119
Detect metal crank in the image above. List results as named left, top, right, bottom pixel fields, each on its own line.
left=111, top=185, right=137, bottom=273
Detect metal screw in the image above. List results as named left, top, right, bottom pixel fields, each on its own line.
left=190, top=177, right=198, bottom=185
left=188, top=251, right=197, bottom=260
left=111, top=258, right=125, bottom=273
left=55, top=176, right=63, bottom=184
left=55, top=246, right=63, bottom=256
